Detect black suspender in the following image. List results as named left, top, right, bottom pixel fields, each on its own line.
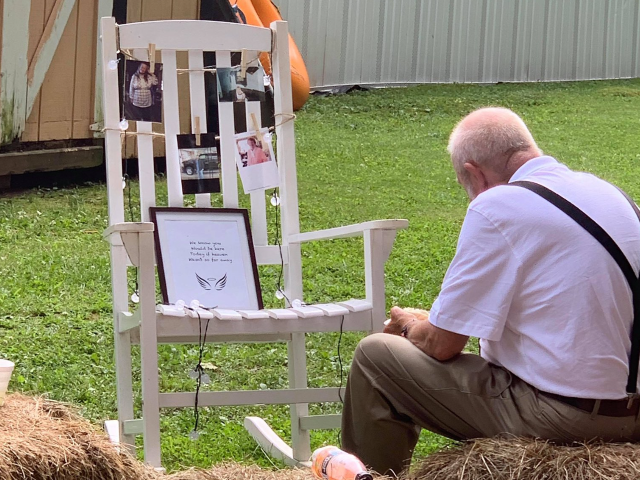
left=510, top=180, right=640, bottom=400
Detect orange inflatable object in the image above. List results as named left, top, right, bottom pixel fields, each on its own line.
left=234, top=0, right=310, bottom=110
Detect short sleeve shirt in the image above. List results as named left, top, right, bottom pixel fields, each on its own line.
left=429, top=156, right=640, bottom=399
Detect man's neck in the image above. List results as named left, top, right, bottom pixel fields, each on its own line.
left=503, top=150, right=542, bottom=182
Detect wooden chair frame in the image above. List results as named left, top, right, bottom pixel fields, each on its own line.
left=100, top=17, right=408, bottom=468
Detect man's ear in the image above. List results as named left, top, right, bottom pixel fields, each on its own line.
left=463, top=161, right=489, bottom=195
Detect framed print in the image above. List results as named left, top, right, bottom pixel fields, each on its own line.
left=124, top=60, right=163, bottom=123
left=150, top=208, right=263, bottom=310
left=177, top=133, right=221, bottom=194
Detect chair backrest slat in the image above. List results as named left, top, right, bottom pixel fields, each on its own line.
left=118, top=21, right=271, bottom=52
left=128, top=48, right=157, bottom=223
left=161, top=49, right=183, bottom=207
left=137, top=122, right=157, bottom=222
left=246, top=100, right=268, bottom=245
left=187, top=49, right=211, bottom=208
left=216, top=51, right=240, bottom=208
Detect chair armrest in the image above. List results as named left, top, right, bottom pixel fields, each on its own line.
left=289, top=219, right=408, bottom=244
left=103, top=222, right=154, bottom=239
left=103, top=222, right=155, bottom=266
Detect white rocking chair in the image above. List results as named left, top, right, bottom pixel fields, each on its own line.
left=100, top=17, right=408, bottom=468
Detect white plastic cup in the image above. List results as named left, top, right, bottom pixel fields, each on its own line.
left=0, top=360, right=15, bottom=407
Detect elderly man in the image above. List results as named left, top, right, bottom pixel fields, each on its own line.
left=341, top=107, right=640, bottom=475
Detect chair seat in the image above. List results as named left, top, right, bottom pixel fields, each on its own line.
left=133, top=300, right=376, bottom=344
left=156, top=299, right=371, bottom=321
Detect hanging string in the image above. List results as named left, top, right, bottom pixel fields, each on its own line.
left=337, top=314, right=346, bottom=404
left=271, top=189, right=292, bottom=306
left=102, top=119, right=292, bottom=139
left=105, top=129, right=166, bottom=137
left=120, top=48, right=261, bottom=75
left=190, top=308, right=212, bottom=439
left=273, top=113, right=296, bottom=128
left=120, top=84, right=140, bottom=302
left=177, top=67, right=218, bottom=73
left=336, top=314, right=346, bottom=445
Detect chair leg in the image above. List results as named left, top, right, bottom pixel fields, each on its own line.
left=288, top=332, right=311, bottom=462
left=111, top=247, right=136, bottom=451
left=114, top=331, right=136, bottom=450
left=138, top=231, right=162, bottom=467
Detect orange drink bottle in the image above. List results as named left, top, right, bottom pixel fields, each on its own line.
left=311, top=446, right=373, bottom=480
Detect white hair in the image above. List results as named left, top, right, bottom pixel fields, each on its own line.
left=447, top=107, right=541, bottom=180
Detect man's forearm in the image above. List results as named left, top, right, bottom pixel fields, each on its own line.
left=404, top=319, right=468, bottom=361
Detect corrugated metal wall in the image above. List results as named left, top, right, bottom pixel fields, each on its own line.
left=274, top=0, right=640, bottom=88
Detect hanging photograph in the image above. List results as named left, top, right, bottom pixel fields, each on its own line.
left=216, top=67, right=243, bottom=103
left=124, top=60, right=163, bottom=123
left=235, top=129, right=279, bottom=193
left=236, top=64, right=266, bottom=102
left=177, top=133, right=221, bottom=195
left=151, top=208, right=263, bottom=310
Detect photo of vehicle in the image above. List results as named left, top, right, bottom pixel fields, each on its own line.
left=176, top=133, right=221, bottom=194
left=181, top=152, right=219, bottom=176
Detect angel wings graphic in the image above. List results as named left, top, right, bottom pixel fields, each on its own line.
left=195, top=273, right=227, bottom=291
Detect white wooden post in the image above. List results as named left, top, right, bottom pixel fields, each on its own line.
left=161, top=49, right=183, bottom=207
left=188, top=49, right=211, bottom=208
left=271, top=20, right=310, bottom=462
left=137, top=121, right=156, bottom=222
left=110, top=248, right=136, bottom=450
left=138, top=229, right=162, bottom=467
left=365, top=229, right=398, bottom=333
left=216, top=51, right=239, bottom=208
left=130, top=46, right=157, bottom=223
left=100, top=17, right=135, bottom=450
left=0, top=0, right=31, bottom=144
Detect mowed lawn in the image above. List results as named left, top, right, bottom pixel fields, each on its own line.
left=1, top=79, right=639, bottom=471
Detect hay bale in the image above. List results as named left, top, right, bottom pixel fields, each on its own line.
left=0, top=393, right=156, bottom=480
left=0, top=393, right=385, bottom=480
left=409, top=437, right=640, bottom=480
left=166, top=463, right=316, bottom=480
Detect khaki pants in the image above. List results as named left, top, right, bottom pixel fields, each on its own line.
left=341, top=333, right=640, bottom=476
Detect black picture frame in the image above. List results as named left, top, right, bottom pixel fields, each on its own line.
left=150, top=207, right=263, bottom=310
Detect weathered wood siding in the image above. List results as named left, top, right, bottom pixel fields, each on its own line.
left=1, top=0, right=201, bottom=147
left=22, top=0, right=96, bottom=142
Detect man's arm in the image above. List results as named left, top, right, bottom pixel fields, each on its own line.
left=384, top=306, right=468, bottom=361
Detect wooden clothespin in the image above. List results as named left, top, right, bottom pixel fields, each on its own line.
left=250, top=113, right=264, bottom=145
left=239, top=49, right=247, bottom=80
left=194, top=116, right=201, bottom=146
left=148, top=43, right=156, bottom=73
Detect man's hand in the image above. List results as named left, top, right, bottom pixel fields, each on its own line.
left=383, top=306, right=469, bottom=361
left=383, top=306, right=422, bottom=336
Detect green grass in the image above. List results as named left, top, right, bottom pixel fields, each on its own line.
left=1, top=79, right=640, bottom=471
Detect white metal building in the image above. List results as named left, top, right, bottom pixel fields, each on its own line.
left=275, top=0, right=640, bottom=89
